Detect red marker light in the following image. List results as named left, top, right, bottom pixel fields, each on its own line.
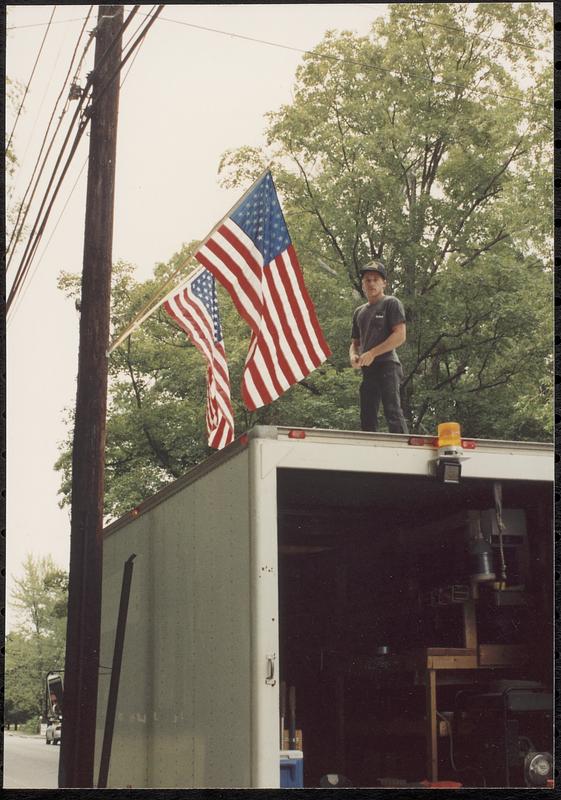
left=288, top=429, right=306, bottom=439
left=461, top=439, right=476, bottom=450
left=408, top=436, right=438, bottom=447
left=131, top=508, right=140, bottom=518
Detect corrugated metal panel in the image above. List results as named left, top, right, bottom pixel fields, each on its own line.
left=95, top=450, right=253, bottom=788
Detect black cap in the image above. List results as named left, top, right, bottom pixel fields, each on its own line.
left=359, top=260, right=387, bottom=280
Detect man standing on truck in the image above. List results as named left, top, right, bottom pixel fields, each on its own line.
left=350, top=260, right=409, bottom=433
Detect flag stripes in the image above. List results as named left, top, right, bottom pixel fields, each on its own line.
left=163, top=269, right=234, bottom=450
left=195, top=171, right=331, bottom=411
left=211, top=238, right=331, bottom=410
left=196, top=221, right=263, bottom=331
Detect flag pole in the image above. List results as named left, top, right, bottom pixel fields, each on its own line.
left=107, top=260, right=200, bottom=355
left=107, top=163, right=272, bottom=355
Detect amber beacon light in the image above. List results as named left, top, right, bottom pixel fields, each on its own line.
left=435, top=421, right=465, bottom=484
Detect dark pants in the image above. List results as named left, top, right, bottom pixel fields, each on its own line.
left=360, top=362, right=409, bottom=433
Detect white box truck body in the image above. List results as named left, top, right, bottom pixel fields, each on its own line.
left=95, top=426, right=553, bottom=788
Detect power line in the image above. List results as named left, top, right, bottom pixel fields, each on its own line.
left=7, top=6, right=145, bottom=314
left=7, top=157, right=89, bottom=324
left=7, top=17, right=90, bottom=31
left=153, top=13, right=548, bottom=111
left=7, top=110, right=90, bottom=313
left=120, top=6, right=159, bottom=88
left=6, top=6, right=548, bottom=314
left=419, top=18, right=548, bottom=53
left=88, top=5, right=164, bottom=119
left=7, top=40, right=63, bottom=206
left=5, top=5, right=56, bottom=156
left=355, top=3, right=549, bottom=52
left=6, top=57, right=96, bottom=283
left=10, top=6, right=550, bottom=54
left=6, top=7, right=95, bottom=268
left=9, top=6, right=551, bottom=54
left=7, top=6, right=163, bottom=316
left=122, top=4, right=158, bottom=54
left=7, top=4, right=158, bottom=313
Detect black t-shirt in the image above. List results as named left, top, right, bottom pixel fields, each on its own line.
left=351, top=295, right=406, bottom=365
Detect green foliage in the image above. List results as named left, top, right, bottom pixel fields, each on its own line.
left=10, top=555, right=68, bottom=639
left=21, top=717, right=42, bottom=735
left=55, top=255, right=361, bottom=518
left=6, top=77, right=26, bottom=248
left=5, top=77, right=22, bottom=177
left=222, top=1, right=552, bottom=436
left=4, top=634, right=42, bottom=725
left=5, top=556, right=68, bottom=725
left=55, top=3, right=552, bottom=520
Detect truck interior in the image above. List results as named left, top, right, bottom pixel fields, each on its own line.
left=276, top=468, right=553, bottom=789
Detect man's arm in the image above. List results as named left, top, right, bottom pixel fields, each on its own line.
left=357, top=323, right=406, bottom=367
left=350, top=338, right=361, bottom=369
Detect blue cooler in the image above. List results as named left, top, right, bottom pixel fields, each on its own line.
left=280, top=749, right=304, bottom=788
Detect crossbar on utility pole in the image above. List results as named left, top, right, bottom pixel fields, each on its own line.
left=59, top=5, right=124, bottom=788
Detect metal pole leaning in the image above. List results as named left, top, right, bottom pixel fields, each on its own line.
left=97, top=554, right=137, bottom=789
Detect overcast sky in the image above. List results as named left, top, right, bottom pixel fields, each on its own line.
left=5, top=3, right=389, bottom=629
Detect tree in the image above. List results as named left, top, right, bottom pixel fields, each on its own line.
left=55, top=3, right=552, bottom=520
left=221, top=2, right=552, bottom=436
left=5, top=77, right=22, bottom=178
left=56, top=254, right=355, bottom=519
left=4, top=633, right=45, bottom=727
left=6, top=76, right=25, bottom=251
left=11, top=554, right=68, bottom=636
left=5, top=556, right=68, bottom=726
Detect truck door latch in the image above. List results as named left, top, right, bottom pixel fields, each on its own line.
left=265, top=653, right=276, bottom=685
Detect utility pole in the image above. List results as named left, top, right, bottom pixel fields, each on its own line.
left=59, top=5, right=124, bottom=788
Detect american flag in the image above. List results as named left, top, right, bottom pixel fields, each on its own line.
left=163, top=267, right=234, bottom=449
left=194, top=171, right=331, bottom=410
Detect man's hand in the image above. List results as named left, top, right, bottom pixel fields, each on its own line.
left=357, top=349, right=376, bottom=367
left=350, top=353, right=361, bottom=369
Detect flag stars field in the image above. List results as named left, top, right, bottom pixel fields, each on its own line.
left=192, top=270, right=223, bottom=343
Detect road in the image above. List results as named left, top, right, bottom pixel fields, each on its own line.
left=3, top=732, right=60, bottom=789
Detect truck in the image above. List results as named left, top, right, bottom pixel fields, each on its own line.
left=45, top=672, right=64, bottom=745
left=94, top=425, right=554, bottom=789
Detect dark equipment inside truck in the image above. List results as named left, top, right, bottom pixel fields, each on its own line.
left=277, top=469, right=553, bottom=789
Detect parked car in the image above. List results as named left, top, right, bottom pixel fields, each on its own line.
left=45, top=719, right=61, bottom=745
